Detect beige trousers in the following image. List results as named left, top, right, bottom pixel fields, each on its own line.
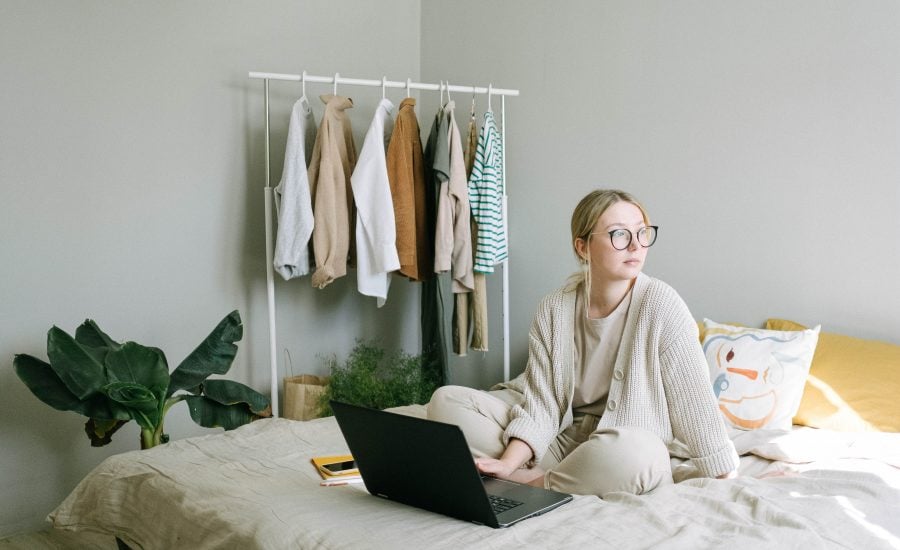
left=427, top=385, right=674, bottom=498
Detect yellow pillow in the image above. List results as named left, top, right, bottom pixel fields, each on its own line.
left=767, top=318, right=900, bottom=432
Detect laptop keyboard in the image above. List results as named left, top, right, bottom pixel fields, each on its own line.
left=488, top=494, right=524, bottom=514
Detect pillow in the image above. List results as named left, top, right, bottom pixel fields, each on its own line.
left=697, top=320, right=746, bottom=343
left=767, top=319, right=900, bottom=432
left=702, top=319, right=820, bottom=430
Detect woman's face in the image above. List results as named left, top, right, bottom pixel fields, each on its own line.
left=579, top=200, right=649, bottom=284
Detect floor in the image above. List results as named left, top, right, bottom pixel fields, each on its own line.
left=0, top=529, right=118, bottom=550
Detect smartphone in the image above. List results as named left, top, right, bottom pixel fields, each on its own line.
left=322, top=459, right=357, bottom=474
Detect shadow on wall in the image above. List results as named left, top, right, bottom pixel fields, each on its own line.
left=0, top=364, right=136, bottom=532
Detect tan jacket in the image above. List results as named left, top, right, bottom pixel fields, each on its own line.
left=309, top=94, right=357, bottom=289
left=386, top=98, right=430, bottom=281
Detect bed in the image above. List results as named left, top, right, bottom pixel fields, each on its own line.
left=48, top=404, right=900, bottom=549
left=49, top=319, right=900, bottom=549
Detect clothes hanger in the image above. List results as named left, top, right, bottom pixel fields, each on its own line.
left=439, top=80, right=445, bottom=106
left=406, top=78, right=411, bottom=98
left=446, top=80, right=453, bottom=104
left=333, top=72, right=339, bottom=96
left=470, top=85, right=477, bottom=121
left=487, top=83, right=493, bottom=113
left=300, top=70, right=307, bottom=101
left=382, top=76, right=387, bottom=100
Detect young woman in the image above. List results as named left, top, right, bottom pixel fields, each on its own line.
left=428, top=189, right=738, bottom=497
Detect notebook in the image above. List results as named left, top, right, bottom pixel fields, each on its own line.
left=330, top=400, right=573, bottom=528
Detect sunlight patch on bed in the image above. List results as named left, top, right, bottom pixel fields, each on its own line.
left=834, top=495, right=900, bottom=549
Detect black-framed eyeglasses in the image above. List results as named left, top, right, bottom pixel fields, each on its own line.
left=592, top=226, right=659, bottom=251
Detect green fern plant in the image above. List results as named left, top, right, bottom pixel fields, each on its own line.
left=317, top=340, right=440, bottom=417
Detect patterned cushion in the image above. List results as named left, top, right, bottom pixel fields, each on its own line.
left=702, top=319, right=820, bottom=430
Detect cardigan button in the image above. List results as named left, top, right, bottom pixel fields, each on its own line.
left=613, top=369, right=624, bottom=381
left=607, top=399, right=618, bottom=411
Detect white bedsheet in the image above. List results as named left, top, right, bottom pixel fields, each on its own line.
left=50, top=406, right=900, bottom=549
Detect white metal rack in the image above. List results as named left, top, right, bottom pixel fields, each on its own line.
left=248, top=70, right=518, bottom=416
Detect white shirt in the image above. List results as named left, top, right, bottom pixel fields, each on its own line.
left=273, top=96, right=317, bottom=279
left=350, top=98, right=399, bottom=306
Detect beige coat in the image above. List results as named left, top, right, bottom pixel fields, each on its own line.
left=309, top=94, right=357, bottom=289
left=498, top=273, right=740, bottom=478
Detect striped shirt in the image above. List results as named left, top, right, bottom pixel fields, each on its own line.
left=468, top=110, right=507, bottom=273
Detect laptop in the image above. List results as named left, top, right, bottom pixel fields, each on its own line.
left=330, top=400, right=573, bottom=528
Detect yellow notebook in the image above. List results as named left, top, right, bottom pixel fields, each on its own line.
left=311, top=454, right=360, bottom=480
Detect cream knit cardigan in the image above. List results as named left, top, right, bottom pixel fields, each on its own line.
left=501, top=273, right=739, bottom=478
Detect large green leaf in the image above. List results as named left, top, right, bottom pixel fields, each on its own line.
left=105, top=342, right=169, bottom=395
left=104, top=382, right=161, bottom=430
left=168, top=311, right=243, bottom=397
left=202, top=379, right=271, bottom=416
left=81, top=393, right=133, bottom=422
left=14, top=354, right=85, bottom=412
left=15, top=354, right=131, bottom=421
left=183, top=395, right=257, bottom=430
left=46, top=326, right=107, bottom=400
left=75, top=319, right=122, bottom=351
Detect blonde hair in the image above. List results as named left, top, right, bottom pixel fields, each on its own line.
left=563, top=189, right=651, bottom=292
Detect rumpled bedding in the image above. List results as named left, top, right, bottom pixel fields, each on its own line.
left=50, top=405, right=900, bottom=549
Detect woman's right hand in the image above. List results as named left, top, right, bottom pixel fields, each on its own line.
left=474, top=438, right=535, bottom=479
left=474, top=456, right=518, bottom=479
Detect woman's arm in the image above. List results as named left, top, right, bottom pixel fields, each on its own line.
left=652, top=286, right=739, bottom=478
left=661, top=321, right=740, bottom=478
left=501, top=291, right=575, bottom=466
left=474, top=438, right=534, bottom=478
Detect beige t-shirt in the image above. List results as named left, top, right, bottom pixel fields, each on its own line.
left=572, top=289, right=632, bottom=416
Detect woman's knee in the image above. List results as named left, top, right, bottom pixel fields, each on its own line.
left=426, top=385, right=511, bottom=458
left=426, top=385, right=474, bottom=423
left=545, top=427, right=673, bottom=498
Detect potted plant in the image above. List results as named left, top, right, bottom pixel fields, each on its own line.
left=317, top=339, right=440, bottom=417
left=13, top=310, right=271, bottom=449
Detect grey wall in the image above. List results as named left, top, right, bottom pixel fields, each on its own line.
left=421, top=0, right=900, bottom=388
left=3, top=0, right=900, bottom=537
left=0, top=0, right=421, bottom=536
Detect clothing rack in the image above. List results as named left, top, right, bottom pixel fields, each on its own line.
left=249, top=70, right=519, bottom=417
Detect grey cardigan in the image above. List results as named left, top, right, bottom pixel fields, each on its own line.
left=501, top=273, right=739, bottom=478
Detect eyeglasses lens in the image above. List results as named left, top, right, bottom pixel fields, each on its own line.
left=611, top=231, right=631, bottom=250
left=637, top=226, right=657, bottom=247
